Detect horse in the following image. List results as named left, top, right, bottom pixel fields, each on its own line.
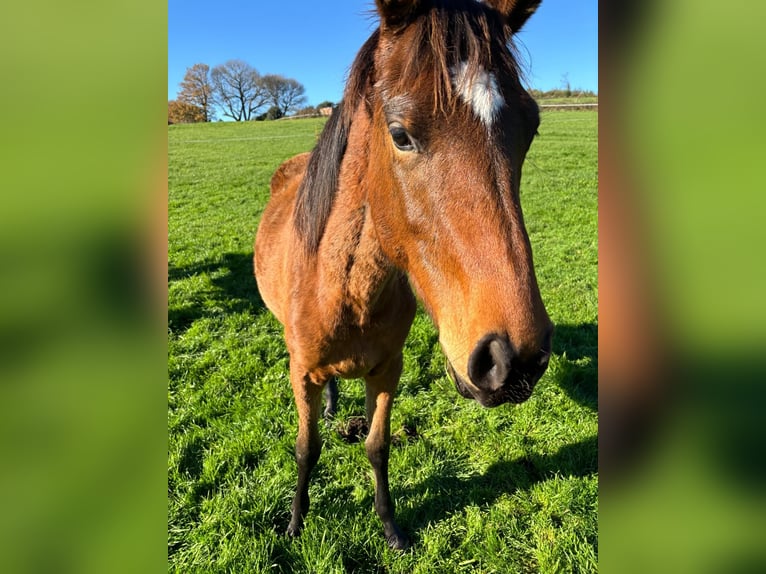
left=254, top=0, right=553, bottom=550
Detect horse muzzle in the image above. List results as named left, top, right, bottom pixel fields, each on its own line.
left=446, top=332, right=551, bottom=408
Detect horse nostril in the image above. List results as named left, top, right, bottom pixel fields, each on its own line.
left=538, top=349, right=551, bottom=367
left=468, top=334, right=513, bottom=391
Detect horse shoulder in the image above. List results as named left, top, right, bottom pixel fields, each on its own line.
left=255, top=153, right=310, bottom=324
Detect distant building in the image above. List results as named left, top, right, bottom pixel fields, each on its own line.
left=319, top=106, right=333, bottom=117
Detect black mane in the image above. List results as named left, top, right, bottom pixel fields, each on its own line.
left=293, top=31, right=379, bottom=254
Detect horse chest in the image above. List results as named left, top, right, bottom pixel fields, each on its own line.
left=287, top=268, right=415, bottom=379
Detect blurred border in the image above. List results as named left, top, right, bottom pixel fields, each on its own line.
left=600, top=0, right=766, bottom=571
left=1, top=1, right=166, bottom=572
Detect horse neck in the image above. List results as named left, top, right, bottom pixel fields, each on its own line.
left=313, top=107, right=400, bottom=323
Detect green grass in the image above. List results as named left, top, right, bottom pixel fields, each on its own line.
left=168, top=111, right=597, bottom=573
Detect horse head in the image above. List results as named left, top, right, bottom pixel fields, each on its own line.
left=367, top=0, right=553, bottom=407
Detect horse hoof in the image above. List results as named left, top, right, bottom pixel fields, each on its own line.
left=285, top=522, right=303, bottom=538
left=386, top=532, right=410, bottom=550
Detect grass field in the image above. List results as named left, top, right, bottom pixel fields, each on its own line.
left=168, top=109, right=597, bottom=573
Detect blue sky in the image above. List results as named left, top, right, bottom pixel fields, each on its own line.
left=169, top=0, right=597, bottom=107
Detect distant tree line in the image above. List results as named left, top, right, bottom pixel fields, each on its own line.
left=529, top=87, right=597, bottom=100
left=168, top=61, right=311, bottom=124
left=168, top=62, right=596, bottom=124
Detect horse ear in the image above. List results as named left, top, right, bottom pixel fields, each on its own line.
left=375, top=0, right=422, bottom=32
left=484, top=0, right=542, bottom=34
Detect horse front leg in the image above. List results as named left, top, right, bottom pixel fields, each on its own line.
left=286, top=365, right=324, bottom=537
left=364, top=354, right=409, bottom=550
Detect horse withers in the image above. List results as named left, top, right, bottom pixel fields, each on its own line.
left=254, top=0, right=553, bottom=549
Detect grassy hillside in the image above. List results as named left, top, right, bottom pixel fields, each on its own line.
left=168, top=110, right=597, bottom=573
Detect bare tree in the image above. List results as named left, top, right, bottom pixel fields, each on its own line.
left=177, top=63, right=215, bottom=122
left=211, top=60, right=269, bottom=121
left=261, top=74, right=307, bottom=117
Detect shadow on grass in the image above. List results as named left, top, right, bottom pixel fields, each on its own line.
left=552, top=322, right=598, bottom=411
left=168, top=252, right=265, bottom=330
left=396, top=434, right=597, bottom=540
left=303, top=434, right=597, bottom=547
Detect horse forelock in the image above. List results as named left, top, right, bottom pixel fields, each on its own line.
left=379, top=0, right=522, bottom=116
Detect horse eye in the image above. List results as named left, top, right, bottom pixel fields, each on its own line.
left=389, top=125, right=415, bottom=152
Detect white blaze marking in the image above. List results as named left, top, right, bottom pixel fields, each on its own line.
left=450, top=61, right=504, bottom=127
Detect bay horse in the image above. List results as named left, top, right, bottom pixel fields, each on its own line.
left=254, top=0, right=553, bottom=549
